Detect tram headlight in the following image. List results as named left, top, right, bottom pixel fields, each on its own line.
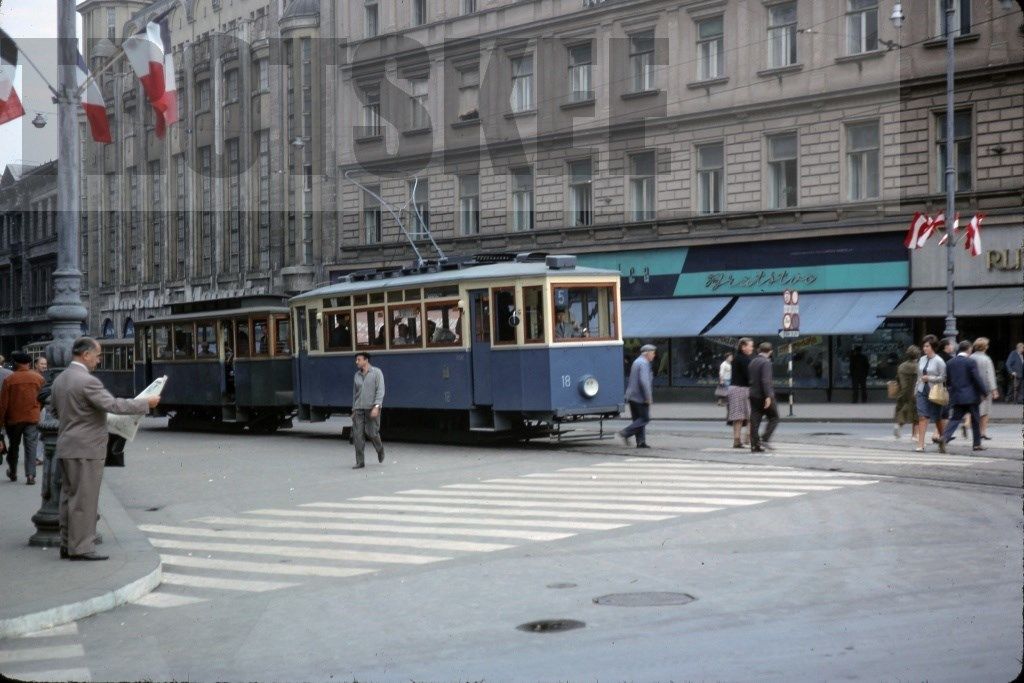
left=579, top=375, right=600, bottom=398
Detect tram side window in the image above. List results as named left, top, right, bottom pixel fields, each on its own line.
left=324, top=311, right=353, bottom=351
left=553, top=285, right=617, bottom=341
left=113, top=345, right=126, bottom=370
left=307, top=308, right=320, bottom=351
left=274, top=316, right=292, bottom=356
left=355, top=308, right=386, bottom=349
left=173, top=324, right=195, bottom=359
left=234, top=319, right=251, bottom=358
left=523, top=286, right=545, bottom=343
left=425, top=303, right=462, bottom=347
left=390, top=306, right=421, bottom=346
left=492, top=288, right=517, bottom=345
left=196, top=322, right=217, bottom=358
left=473, top=296, right=490, bottom=342
left=125, top=345, right=134, bottom=369
left=154, top=326, right=172, bottom=360
left=252, top=317, right=270, bottom=356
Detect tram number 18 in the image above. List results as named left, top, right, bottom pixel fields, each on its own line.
left=561, top=375, right=572, bottom=389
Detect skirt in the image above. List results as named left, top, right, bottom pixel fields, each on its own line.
left=726, top=385, right=750, bottom=424
left=978, top=394, right=993, bottom=417
left=915, top=390, right=943, bottom=423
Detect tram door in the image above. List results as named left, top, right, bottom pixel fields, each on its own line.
left=468, top=290, right=492, bottom=405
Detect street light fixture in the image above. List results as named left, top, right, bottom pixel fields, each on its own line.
left=31, top=112, right=47, bottom=128
left=889, top=3, right=905, bottom=29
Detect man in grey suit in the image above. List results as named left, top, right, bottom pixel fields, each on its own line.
left=351, top=352, right=385, bottom=469
left=51, top=337, right=160, bottom=561
left=748, top=341, right=780, bottom=453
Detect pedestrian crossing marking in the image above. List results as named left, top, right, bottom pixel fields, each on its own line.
left=396, top=488, right=766, bottom=507
left=131, top=591, right=209, bottom=609
left=249, top=508, right=627, bottom=530
left=0, top=623, right=91, bottom=682
left=352, top=494, right=725, bottom=515
left=5, top=668, right=92, bottom=682
left=159, top=554, right=378, bottom=579
left=301, top=501, right=678, bottom=521
left=161, top=572, right=299, bottom=593
left=463, top=480, right=830, bottom=493
left=700, top=443, right=995, bottom=466
left=0, top=643, right=85, bottom=665
left=147, top=537, right=448, bottom=565
left=521, top=472, right=876, bottom=486
left=442, top=483, right=804, bottom=498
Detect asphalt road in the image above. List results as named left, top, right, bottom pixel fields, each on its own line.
left=1, top=417, right=1021, bottom=682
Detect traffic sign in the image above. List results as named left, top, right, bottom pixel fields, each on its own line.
left=781, top=290, right=800, bottom=336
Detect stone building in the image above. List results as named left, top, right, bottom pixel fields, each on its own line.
left=68, top=0, right=1022, bottom=398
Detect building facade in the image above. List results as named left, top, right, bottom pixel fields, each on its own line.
left=60, top=0, right=1024, bottom=396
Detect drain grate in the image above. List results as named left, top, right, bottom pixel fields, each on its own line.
left=516, top=619, right=586, bottom=633
left=593, top=592, right=696, bottom=607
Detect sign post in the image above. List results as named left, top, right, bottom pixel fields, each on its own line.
left=780, top=290, right=800, bottom=417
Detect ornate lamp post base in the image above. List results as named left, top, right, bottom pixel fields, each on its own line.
left=28, top=417, right=61, bottom=548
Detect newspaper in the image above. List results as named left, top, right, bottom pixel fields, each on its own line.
left=106, top=376, right=168, bottom=442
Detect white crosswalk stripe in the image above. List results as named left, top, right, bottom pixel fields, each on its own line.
left=0, top=625, right=90, bottom=682
left=701, top=443, right=995, bottom=466
left=133, top=457, right=876, bottom=609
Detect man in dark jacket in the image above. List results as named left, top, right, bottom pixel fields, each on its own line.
left=747, top=342, right=779, bottom=453
left=939, top=340, right=988, bottom=453
left=849, top=346, right=869, bottom=403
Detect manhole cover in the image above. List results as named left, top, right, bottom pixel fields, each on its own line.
left=593, top=592, right=696, bottom=607
left=809, top=432, right=847, bottom=437
left=546, top=582, right=577, bottom=589
left=516, top=619, right=585, bottom=633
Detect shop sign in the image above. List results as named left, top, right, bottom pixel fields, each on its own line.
left=987, top=248, right=1023, bottom=272
left=912, top=225, right=1024, bottom=288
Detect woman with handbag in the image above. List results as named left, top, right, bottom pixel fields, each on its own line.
left=893, top=345, right=920, bottom=440
left=914, top=339, right=947, bottom=452
left=716, top=352, right=733, bottom=407
left=727, top=339, right=754, bottom=448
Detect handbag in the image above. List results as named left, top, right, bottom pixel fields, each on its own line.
left=714, top=385, right=729, bottom=399
left=886, top=380, right=900, bottom=399
left=928, top=382, right=949, bottom=406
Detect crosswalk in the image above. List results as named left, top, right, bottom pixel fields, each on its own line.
left=864, top=435, right=1021, bottom=451
left=0, top=623, right=91, bottom=682
left=129, top=458, right=877, bottom=609
left=702, top=442, right=999, bottom=466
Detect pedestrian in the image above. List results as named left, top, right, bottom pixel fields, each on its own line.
left=747, top=341, right=780, bottom=453
left=849, top=346, right=869, bottom=403
left=0, top=354, right=11, bottom=461
left=51, top=337, right=159, bottom=561
left=0, top=352, right=45, bottom=484
left=33, top=355, right=48, bottom=375
left=619, top=344, right=656, bottom=449
left=1005, top=342, right=1023, bottom=403
left=727, top=338, right=754, bottom=448
left=971, top=337, right=998, bottom=441
left=893, top=345, right=920, bottom=440
left=716, top=352, right=733, bottom=407
left=938, top=340, right=988, bottom=453
left=351, top=351, right=385, bottom=469
left=914, top=338, right=946, bottom=453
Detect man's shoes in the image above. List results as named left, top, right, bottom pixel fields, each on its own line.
left=981, top=435, right=992, bottom=440
left=636, top=443, right=651, bottom=449
left=972, top=445, right=986, bottom=451
left=25, top=476, right=34, bottom=485
left=352, top=463, right=365, bottom=469
left=68, top=552, right=108, bottom=561
left=5, top=468, right=14, bottom=482
left=59, top=546, right=69, bottom=559
left=732, top=442, right=743, bottom=449
left=751, top=446, right=765, bottom=453
left=377, top=450, right=385, bottom=464
left=937, top=439, right=947, bottom=454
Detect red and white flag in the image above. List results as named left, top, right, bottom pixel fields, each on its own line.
left=964, top=213, right=984, bottom=257
left=905, top=212, right=930, bottom=249
left=937, top=213, right=960, bottom=245
left=0, top=28, right=25, bottom=126
left=915, top=213, right=939, bottom=247
left=123, top=13, right=177, bottom=138
left=77, top=51, right=111, bottom=143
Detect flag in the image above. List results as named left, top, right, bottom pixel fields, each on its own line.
left=77, top=52, right=111, bottom=143
left=905, top=212, right=930, bottom=249
left=937, top=213, right=960, bottom=246
left=964, top=213, right=984, bottom=257
left=0, top=28, right=25, bottom=126
left=916, top=213, right=939, bottom=247
left=123, top=12, right=177, bottom=138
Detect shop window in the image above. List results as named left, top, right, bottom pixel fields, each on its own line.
left=523, top=286, right=545, bottom=343
left=355, top=308, right=387, bottom=349
left=390, top=306, right=422, bottom=346
left=196, top=322, right=217, bottom=357
left=325, top=310, right=353, bottom=351
left=425, top=302, right=462, bottom=347
left=552, top=285, right=617, bottom=341
left=252, top=317, right=270, bottom=356
left=492, top=288, right=517, bottom=345
left=173, top=323, right=195, bottom=360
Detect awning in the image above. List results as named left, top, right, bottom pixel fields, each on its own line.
left=621, top=297, right=733, bottom=337
left=887, top=287, right=1024, bottom=318
left=704, top=290, right=906, bottom=336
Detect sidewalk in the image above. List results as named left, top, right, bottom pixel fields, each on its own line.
left=647, top=400, right=1024, bottom=423
left=0, top=476, right=161, bottom=639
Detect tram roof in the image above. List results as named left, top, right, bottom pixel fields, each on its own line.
left=293, top=261, right=620, bottom=303
left=136, top=305, right=290, bottom=325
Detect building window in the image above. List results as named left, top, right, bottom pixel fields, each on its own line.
left=413, top=0, right=427, bottom=26
left=361, top=87, right=381, bottom=136
left=459, top=174, right=480, bottom=235
left=255, top=131, right=270, bottom=270
left=510, top=55, right=534, bottom=113
left=457, top=67, right=479, bottom=121
left=768, top=2, right=798, bottom=68
left=568, top=159, right=593, bottom=227
left=846, top=121, right=879, bottom=200
left=174, top=154, right=187, bottom=279
left=767, top=132, right=798, bottom=208
left=106, top=8, right=117, bottom=40
left=127, top=167, right=139, bottom=283
left=409, top=78, right=429, bottom=130
left=362, top=186, right=382, bottom=244
left=408, top=179, right=429, bottom=238
left=629, top=151, right=656, bottom=221
left=936, top=110, right=972, bottom=192
left=462, top=0, right=477, bottom=14
left=936, top=0, right=971, bottom=37
left=254, top=58, right=269, bottom=92
left=223, top=68, right=239, bottom=102
left=196, top=79, right=211, bottom=111
left=511, top=167, right=534, bottom=232
left=149, top=160, right=163, bottom=281
left=697, top=16, right=725, bottom=80
left=300, top=38, right=312, bottom=138
left=568, top=43, right=593, bottom=102
left=225, top=138, right=241, bottom=273
left=198, top=146, right=213, bottom=275
left=846, top=0, right=878, bottom=54
left=629, top=31, right=655, bottom=92
left=365, top=1, right=379, bottom=37
left=697, top=142, right=724, bottom=214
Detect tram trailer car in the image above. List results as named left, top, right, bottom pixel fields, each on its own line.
left=290, top=254, right=625, bottom=438
left=134, top=298, right=295, bottom=432
left=25, top=339, right=136, bottom=398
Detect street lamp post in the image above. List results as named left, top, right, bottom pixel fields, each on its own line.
left=940, top=0, right=958, bottom=341
left=30, top=0, right=88, bottom=547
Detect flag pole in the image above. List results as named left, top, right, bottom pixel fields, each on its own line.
left=13, top=46, right=60, bottom=99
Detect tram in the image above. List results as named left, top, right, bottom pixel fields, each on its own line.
left=24, top=338, right=135, bottom=397
left=290, top=253, right=625, bottom=438
left=133, top=296, right=295, bottom=432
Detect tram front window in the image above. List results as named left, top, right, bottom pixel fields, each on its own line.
left=553, top=285, right=618, bottom=341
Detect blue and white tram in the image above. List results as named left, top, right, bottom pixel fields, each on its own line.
left=290, top=254, right=624, bottom=438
